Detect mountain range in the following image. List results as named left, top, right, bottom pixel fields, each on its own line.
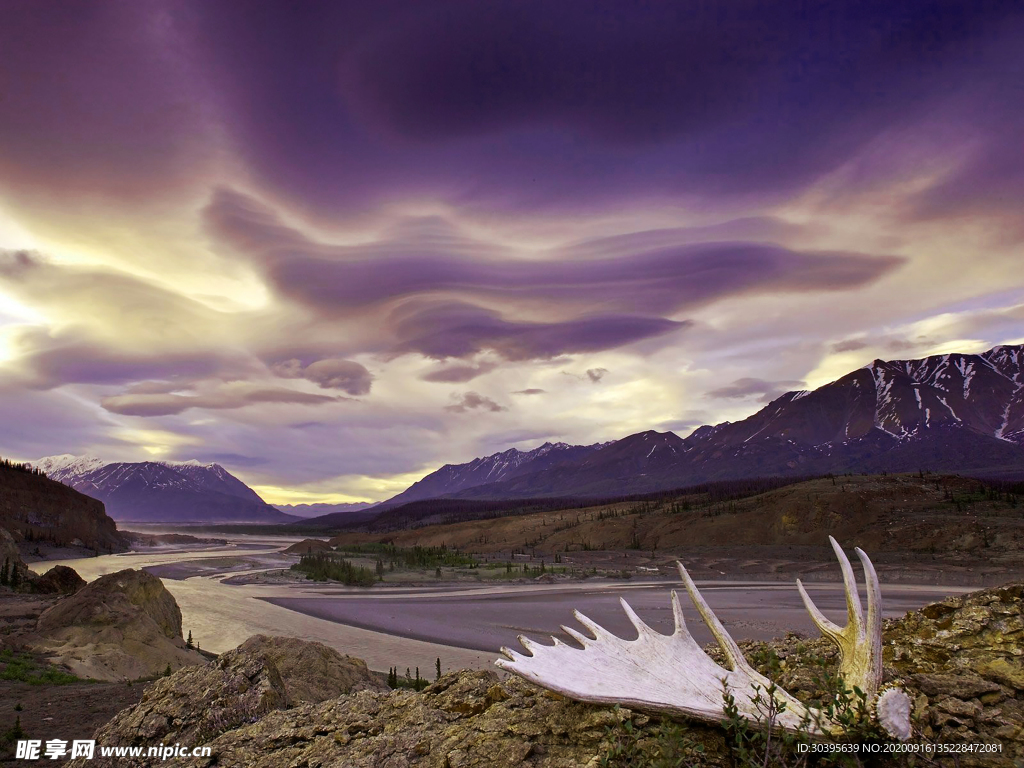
left=351, top=344, right=1024, bottom=509
left=273, top=501, right=376, bottom=519
left=32, top=455, right=296, bottom=524
left=30, top=345, right=1024, bottom=526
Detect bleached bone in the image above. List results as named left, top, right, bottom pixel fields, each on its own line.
left=496, top=537, right=911, bottom=739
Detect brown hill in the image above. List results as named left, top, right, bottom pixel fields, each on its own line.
left=330, top=474, right=1024, bottom=571
left=283, top=538, right=333, bottom=554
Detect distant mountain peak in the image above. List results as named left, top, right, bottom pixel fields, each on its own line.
left=31, top=455, right=293, bottom=524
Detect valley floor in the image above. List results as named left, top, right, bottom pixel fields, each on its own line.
left=22, top=532, right=980, bottom=676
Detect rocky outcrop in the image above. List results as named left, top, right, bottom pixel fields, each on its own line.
left=31, top=564, right=86, bottom=594
left=282, top=538, right=332, bottom=554
left=76, top=582, right=1024, bottom=768
left=75, top=636, right=389, bottom=767
left=232, top=635, right=387, bottom=704
left=0, top=462, right=124, bottom=553
left=29, top=568, right=204, bottom=680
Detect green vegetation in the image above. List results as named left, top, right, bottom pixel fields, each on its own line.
left=291, top=552, right=376, bottom=586
left=1, top=716, right=26, bottom=749
left=0, top=648, right=85, bottom=685
left=598, top=647, right=949, bottom=768
left=387, top=665, right=429, bottom=691
left=334, top=543, right=477, bottom=569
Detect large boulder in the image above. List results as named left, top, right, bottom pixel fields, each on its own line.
left=30, top=568, right=204, bottom=680
left=32, top=564, right=86, bottom=594
left=75, top=635, right=389, bottom=767
left=234, top=635, right=387, bottom=704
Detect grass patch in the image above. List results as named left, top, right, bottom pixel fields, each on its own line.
left=0, top=648, right=85, bottom=686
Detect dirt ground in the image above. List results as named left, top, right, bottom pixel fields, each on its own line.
left=0, top=676, right=147, bottom=765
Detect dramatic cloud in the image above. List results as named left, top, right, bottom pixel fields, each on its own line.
left=706, top=378, right=806, bottom=402
left=389, top=302, right=688, bottom=361
left=101, top=385, right=343, bottom=417
left=206, top=190, right=905, bottom=317
left=420, top=361, right=498, bottom=383
left=0, top=1, right=1022, bottom=503
left=444, top=392, right=507, bottom=414
left=273, top=358, right=373, bottom=395
left=831, top=340, right=868, bottom=353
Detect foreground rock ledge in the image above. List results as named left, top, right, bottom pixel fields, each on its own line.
left=72, top=583, right=1023, bottom=768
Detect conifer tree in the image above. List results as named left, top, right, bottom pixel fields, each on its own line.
left=186, top=630, right=194, bottom=649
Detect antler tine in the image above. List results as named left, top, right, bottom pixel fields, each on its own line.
left=676, top=562, right=753, bottom=675
left=855, top=547, right=882, bottom=644
left=619, top=597, right=657, bottom=638
left=670, top=590, right=688, bottom=635
left=797, top=538, right=884, bottom=700
left=796, top=579, right=844, bottom=642
left=830, top=535, right=865, bottom=633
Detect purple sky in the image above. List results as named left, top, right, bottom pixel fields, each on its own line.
left=1, top=0, right=1023, bottom=502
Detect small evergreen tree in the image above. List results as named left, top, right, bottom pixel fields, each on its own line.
left=163, top=663, right=172, bottom=677
left=435, top=657, right=441, bottom=681
left=186, top=630, right=194, bottom=649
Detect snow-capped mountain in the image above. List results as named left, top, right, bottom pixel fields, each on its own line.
left=383, top=345, right=1024, bottom=502
left=32, top=456, right=294, bottom=524
left=32, top=454, right=106, bottom=485
left=380, top=441, right=605, bottom=506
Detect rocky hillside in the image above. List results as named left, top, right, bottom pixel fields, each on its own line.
left=329, top=474, right=1024, bottom=586
left=0, top=459, right=123, bottom=553
left=73, top=582, right=1023, bottom=767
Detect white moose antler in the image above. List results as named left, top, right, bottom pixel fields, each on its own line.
left=496, top=536, right=911, bottom=740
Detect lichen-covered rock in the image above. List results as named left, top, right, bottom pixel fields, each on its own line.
left=29, top=568, right=205, bottom=680
left=75, top=641, right=288, bottom=767
left=233, top=634, right=387, bottom=704
left=69, top=636, right=392, bottom=768
left=176, top=672, right=701, bottom=768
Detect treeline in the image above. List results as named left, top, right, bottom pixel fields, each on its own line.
left=334, top=543, right=476, bottom=569
left=291, top=553, right=376, bottom=586
left=0, top=458, right=45, bottom=477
